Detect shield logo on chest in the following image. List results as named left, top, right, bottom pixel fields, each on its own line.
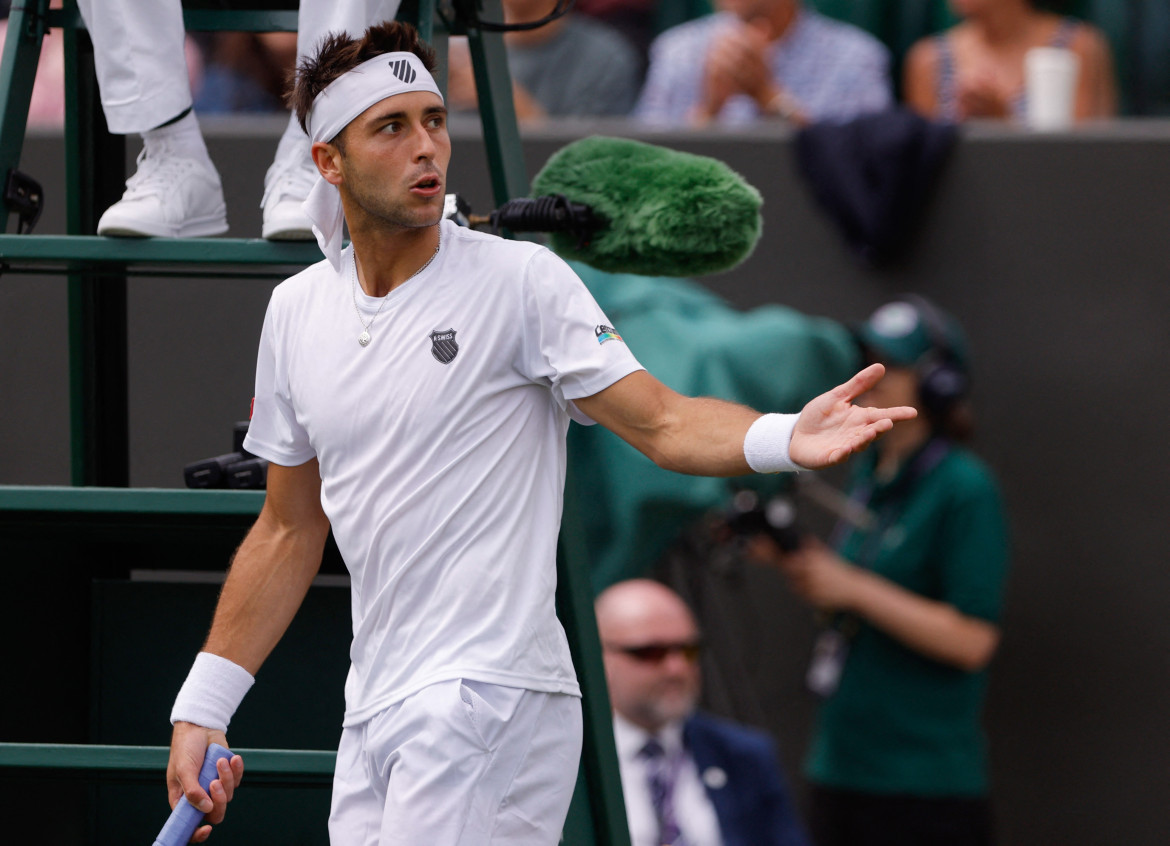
left=429, top=328, right=459, bottom=364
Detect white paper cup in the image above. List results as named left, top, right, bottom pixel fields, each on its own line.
left=1025, top=47, right=1080, bottom=130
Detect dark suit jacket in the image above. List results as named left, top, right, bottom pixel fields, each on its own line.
left=683, top=712, right=811, bottom=846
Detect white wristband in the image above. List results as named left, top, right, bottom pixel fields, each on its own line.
left=170, top=652, right=255, bottom=732
left=744, top=413, right=805, bottom=474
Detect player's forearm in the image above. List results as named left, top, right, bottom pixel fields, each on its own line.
left=632, top=394, right=761, bottom=477
left=844, top=569, right=1000, bottom=672
left=203, top=509, right=329, bottom=674
left=578, top=371, right=799, bottom=476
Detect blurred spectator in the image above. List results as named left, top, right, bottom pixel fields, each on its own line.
left=747, top=296, right=1010, bottom=846
left=574, top=0, right=712, bottom=73
left=596, top=578, right=811, bottom=846
left=447, top=0, right=641, bottom=123
left=634, top=0, right=892, bottom=127
left=903, top=0, right=1117, bottom=123
left=193, top=31, right=298, bottom=115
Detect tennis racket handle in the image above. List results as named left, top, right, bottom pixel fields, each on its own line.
left=152, top=743, right=234, bottom=846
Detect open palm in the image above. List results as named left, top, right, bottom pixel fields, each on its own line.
left=789, top=364, right=917, bottom=469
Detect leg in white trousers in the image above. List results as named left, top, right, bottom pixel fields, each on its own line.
left=329, top=680, right=583, bottom=846
left=74, top=0, right=190, bottom=134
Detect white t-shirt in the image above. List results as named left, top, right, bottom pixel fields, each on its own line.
left=244, top=220, right=643, bottom=726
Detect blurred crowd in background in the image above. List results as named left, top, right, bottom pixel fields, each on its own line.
left=5, top=0, right=1170, bottom=131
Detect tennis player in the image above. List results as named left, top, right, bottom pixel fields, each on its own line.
left=164, top=20, right=915, bottom=845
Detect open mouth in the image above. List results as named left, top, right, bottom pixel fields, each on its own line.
left=412, top=175, right=442, bottom=195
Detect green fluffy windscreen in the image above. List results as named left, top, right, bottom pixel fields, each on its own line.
left=530, top=136, right=763, bottom=277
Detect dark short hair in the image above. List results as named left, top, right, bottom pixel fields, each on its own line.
left=287, top=20, right=438, bottom=138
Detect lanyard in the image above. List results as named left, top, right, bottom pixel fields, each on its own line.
left=820, top=438, right=951, bottom=637
left=830, top=437, right=952, bottom=571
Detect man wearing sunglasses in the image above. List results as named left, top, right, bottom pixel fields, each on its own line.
left=597, top=579, right=810, bottom=846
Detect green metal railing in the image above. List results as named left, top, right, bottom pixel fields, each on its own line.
left=0, top=485, right=265, bottom=516
left=0, top=743, right=335, bottom=783
left=0, top=235, right=324, bottom=275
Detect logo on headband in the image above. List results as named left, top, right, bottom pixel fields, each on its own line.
left=389, top=58, right=417, bottom=84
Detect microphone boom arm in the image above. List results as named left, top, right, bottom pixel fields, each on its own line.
left=468, top=194, right=602, bottom=249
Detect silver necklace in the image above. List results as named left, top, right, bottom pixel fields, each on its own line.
left=352, top=227, right=442, bottom=347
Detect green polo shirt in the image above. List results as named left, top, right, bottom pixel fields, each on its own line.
left=805, top=441, right=1010, bottom=796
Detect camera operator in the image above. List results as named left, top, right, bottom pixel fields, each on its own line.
left=747, top=296, right=1011, bottom=846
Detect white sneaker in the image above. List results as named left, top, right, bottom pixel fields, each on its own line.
left=261, top=140, right=318, bottom=241
left=97, top=140, right=228, bottom=238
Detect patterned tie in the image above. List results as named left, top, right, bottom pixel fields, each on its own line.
left=641, top=738, right=688, bottom=846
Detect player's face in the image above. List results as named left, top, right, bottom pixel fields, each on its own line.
left=601, top=599, right=702, bottom=732
left=336, top=90, right=450, bottom=232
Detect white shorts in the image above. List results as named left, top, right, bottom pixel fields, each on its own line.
left=328, top=679, right=583, bottom=846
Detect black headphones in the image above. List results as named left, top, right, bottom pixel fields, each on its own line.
left=901, top=294, right=971, bottom=417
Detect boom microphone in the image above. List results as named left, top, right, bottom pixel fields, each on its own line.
left=517, top=136, right=763, bottom=277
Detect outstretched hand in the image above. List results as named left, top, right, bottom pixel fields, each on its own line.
left=788, top=364, right=917, bottom=469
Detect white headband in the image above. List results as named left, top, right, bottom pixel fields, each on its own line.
left=302, top=52, right=444, bottom=271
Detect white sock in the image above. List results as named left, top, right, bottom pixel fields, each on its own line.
left=143, top=111, right=211, bottom=162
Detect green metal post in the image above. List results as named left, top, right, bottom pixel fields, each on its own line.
left=397, top=0, right=446, bottom=94
left=558, top=469, right=633, bottom=846
left=396, top=0, right=435, bottom=44
left=0, top=0, right=49, bottom=232
left=463, top=0, right=530, bottom=206
left=63, top=5, right=129, bottom=486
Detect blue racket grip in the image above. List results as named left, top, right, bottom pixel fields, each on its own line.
left=152, top=743, right=234, bottom=846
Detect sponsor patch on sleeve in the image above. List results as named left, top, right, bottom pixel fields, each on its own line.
left=595, top=324, right=623, bottom=345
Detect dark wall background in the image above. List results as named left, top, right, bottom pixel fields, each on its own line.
left=3, top=116, right=1169, bottom=845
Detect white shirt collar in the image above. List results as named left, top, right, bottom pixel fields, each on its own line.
left=613, top=712, right=687, bottom=761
